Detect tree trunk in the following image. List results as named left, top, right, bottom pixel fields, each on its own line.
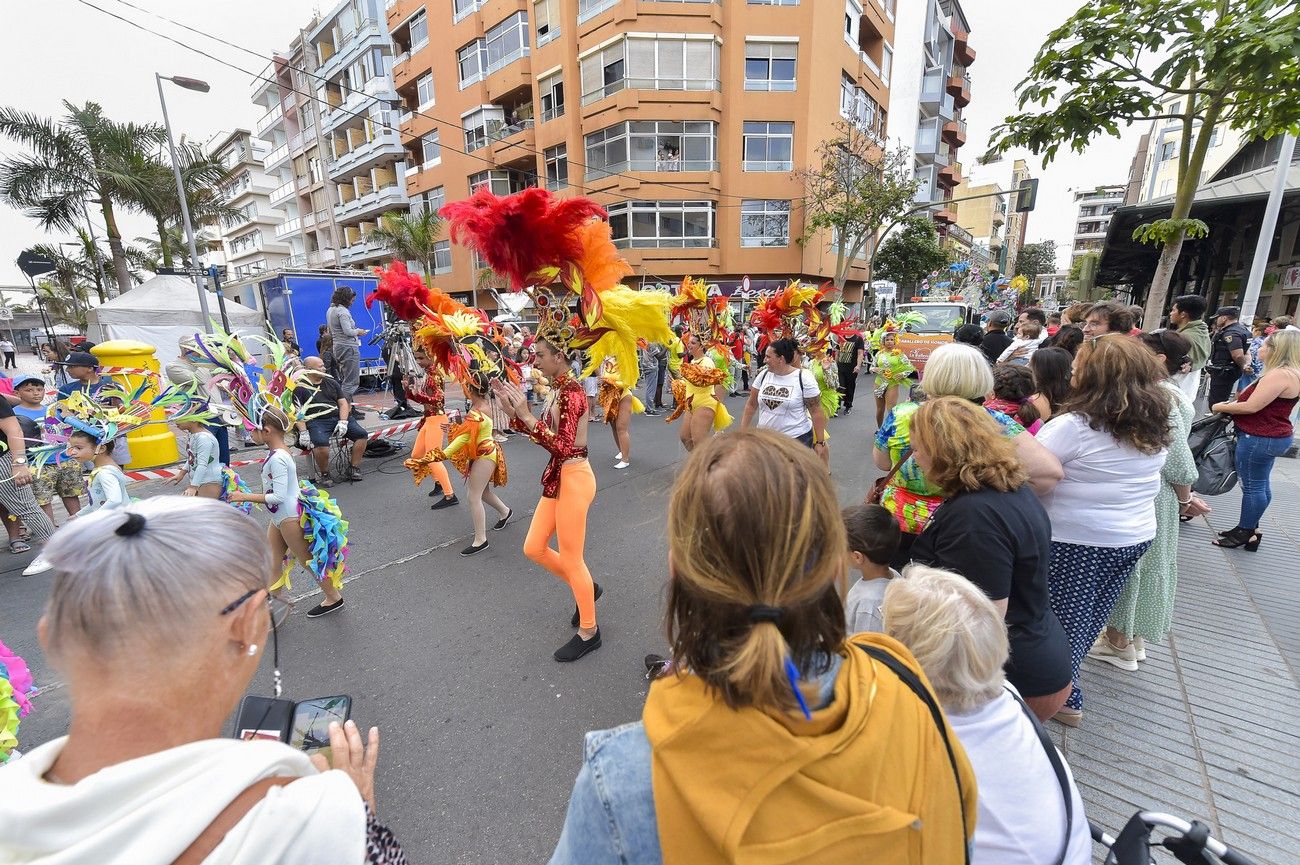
left=156, top=217, right=174, bottom=269
left=99, top=197, right=130, bottom=298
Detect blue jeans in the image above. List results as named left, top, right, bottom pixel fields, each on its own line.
left=1236, top=432, right=1294, bottom=530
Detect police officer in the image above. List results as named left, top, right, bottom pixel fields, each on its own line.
left=1205, top=305, right=1252, bottom=408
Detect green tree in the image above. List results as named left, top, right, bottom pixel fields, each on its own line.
left=0, top=101, right=166, bottom=297
left=16, top=245, right=92, bottom=329
left=874, top=216, right=950, bottom=293
left=1014, top=240, right=1058, bottom=284
left=795, top=122, right=920, bottom=292
left=365, top=209, right=447, bottom=284
left=119, top=143, right=241, bottom=269
left=987, top=0, right=1300, bottom=326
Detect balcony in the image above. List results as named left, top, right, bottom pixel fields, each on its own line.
left=487, top=118, right=535, bottom=163
left=317, top=19, right=384, bottom=82
left=274, top=217, right=302, bottom=239
left=914, top=164, right=939, bottom=203
left=938, top=163, right=961, bottom=189
left=329, top=130, right=405, bottom=180
left=265, top=142, right=291, bottom=169
left=951, top=22, right=976, bottom=66
left=915, top=118, right=951, bottom=166
left=942, top=118, right=967, bottom=147
left=338, top=183, right=407, bottom=221
left=269, top=179, right=296, bottom=205
left=919, top=67, right=945, bottom=111
left=947, top=68, right=971, bottom=107
left=306, top=248, right=339, bottom=267
left=933, top=208, right=956, bottom=225
left=254, top=105, right=283, bottom=137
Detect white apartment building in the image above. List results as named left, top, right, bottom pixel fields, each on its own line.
left=1132, top=91, right=1243, bottom=204
left=886, top=0, right=974, bottom=231
left=208, top=129, right=291, bottom=282
left=1071, top=184, right=1125, bottom=263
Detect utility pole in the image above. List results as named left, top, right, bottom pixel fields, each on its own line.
left=156, top=72, right=215, bottom=332
left=1239, top=132, right=1296, bottom=322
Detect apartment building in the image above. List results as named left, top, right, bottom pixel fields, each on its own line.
left=1002, top=158, right=1032, bottom=276
left=951, top=175, right=1004, bottom=268
left=886, top=0, right=974, bottom=232
left=1130, top=90, right=1242, bottom=204
left=387, top=0, right=895, bottom=307
left=207, top=129, right=291, bottom=282
left=1071, top=184, right=1125, bottom=263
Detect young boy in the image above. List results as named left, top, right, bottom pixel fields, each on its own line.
left=12, top=376, right=85, bottom=525
left=66, top=429, right=130, bottom=516
left=843, top=503, right=902, bottom=634
left=997, top=320, right=1046, bottom=366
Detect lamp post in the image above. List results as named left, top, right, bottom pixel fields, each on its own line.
left=57, top=242, right=85, bottom=320
left=156, top=72, right=214, bottom=333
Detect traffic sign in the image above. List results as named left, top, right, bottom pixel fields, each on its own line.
left=0, top=307, right=13, bottom=321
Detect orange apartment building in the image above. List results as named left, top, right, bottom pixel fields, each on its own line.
left=386, top=0, right=893, bottom=309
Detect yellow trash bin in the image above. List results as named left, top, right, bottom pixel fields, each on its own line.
left=90, top=340, right=180, bottom=470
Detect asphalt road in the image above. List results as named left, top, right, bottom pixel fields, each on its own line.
left=1, top=386, right=885, bottom=864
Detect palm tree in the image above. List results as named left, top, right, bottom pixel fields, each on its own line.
left=0, top=101, right=166, bottom=298
left=119, top=142, right=241, bottom=269
left=14, top=246, right=92, bottom=331
left=132, top=224, right=222, bottom=273
left=61, top=226, right=112, bottom=303
left=365, top=209, right=446, bottom=284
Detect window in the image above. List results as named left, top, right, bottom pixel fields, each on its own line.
left=415, top=73, right=434, bottom=108
left=839, top=72, right=884, bottom=140
left=578, top=0, right=619, bottom=23
left=1158, top=178, right=1173, bottom=196
left=1159, top=140, right=1177, bottom=161
left=534, top=0, right=559, bottom=45
left=1209, top=128, right=1221, bottom=147
left=469, top=169, right=529, bottom=195
left=433, top=239, right=452, bottom=273
left=881, top=44, right=892, bottom=85
left=740, top=200, right=790, bottom=247
left=454, top=0, right=482, bottom=21
left=742, top=121, right=794, bottom=171
left=744, top=41, right=797, bottom=91
left=463, top=106, right=503, bottom=152
left=845, top=0, right=862, bottom=47
left=458, top=39, right=488, bottom=87
left=545, top=144, right=568, bottom=190
left=410, top=185, right=446, bottom=215
left=421, top=129, right=441, bottom=165
left=485, top=12, right=530, bottom=74
left=539, top=70, right=565, bottom=122
left=408, top=10, right=428, bottom=51
left=748, top=0, right=799, bottom=4
left=581, top=35, right=720, bottom=105
left=585, top=121, right=718, bottom=177
left=606, top=201, right=717, bottom=248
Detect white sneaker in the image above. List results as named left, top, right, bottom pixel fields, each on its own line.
left=21, top=555, right=53, bottom=576
left=614, top=452, right=623, bottom=461
left=1132, top=636, right=1147, bottom=662
left=614, top=460, right=630, bottom=470
left=1088, top=634, right=1139, bottom=671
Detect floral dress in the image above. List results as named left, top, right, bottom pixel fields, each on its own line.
left=1107, top=381, right=1198, bottom=642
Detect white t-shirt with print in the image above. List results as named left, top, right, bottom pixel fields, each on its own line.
left=753, top=367, right=819, bottom=437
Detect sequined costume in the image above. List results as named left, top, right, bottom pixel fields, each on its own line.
left=407, top=409, right=507, bottom=487
left=407, top=372, right=455, bottom=497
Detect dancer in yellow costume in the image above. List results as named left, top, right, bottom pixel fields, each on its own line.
left=597, top=357, right=643, bottom=469
left=665, top=276, right=733, bottom=451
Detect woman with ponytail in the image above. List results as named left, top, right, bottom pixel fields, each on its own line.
left=550, top=429, right=976, bottom=865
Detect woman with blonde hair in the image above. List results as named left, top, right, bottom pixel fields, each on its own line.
left=1210, top=329, right=1300, bottom=551
left=907, top=397, right=1072, bottom=721
left=1037, top=335, right=1171, bottom=726
left=874, top=342, right=1062, bottom=567
left=0, top=497, right=407, bottom=863
left=884, top=566, right=1091, bottom=865
left=550, top=429, right=976, bottom=865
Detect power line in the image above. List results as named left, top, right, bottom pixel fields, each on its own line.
left=87, top=0, right=806, bottom=209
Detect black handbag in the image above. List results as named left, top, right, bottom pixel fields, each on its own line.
left=1189, top=414, right=1238, bottom=496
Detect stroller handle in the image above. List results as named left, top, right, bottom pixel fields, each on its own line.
left=1094, top=812, right=1260, bottom=865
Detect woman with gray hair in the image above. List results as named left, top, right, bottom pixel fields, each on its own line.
left=884, top=565, right=1091, bottom=865
left=0, top=497, right=408, bottom=864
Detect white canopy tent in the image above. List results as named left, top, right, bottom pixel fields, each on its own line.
left=85, top=274, right=266, bottom=367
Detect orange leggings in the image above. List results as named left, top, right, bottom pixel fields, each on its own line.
left=413, top=415, right=454, bottom=496
left=524, top=460, right=597, bottom=629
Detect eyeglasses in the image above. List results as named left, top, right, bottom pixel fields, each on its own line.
left=221, top=587, right=288, bottom=697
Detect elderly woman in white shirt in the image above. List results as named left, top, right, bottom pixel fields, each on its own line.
left=740, top=337, right=830, bottom=464
left=0, top=497, right=407, bottom=865
left=885, top=565, right=1092, bottom=865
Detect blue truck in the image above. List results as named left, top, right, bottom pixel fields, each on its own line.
left=256, top=271, right=388, bottom=379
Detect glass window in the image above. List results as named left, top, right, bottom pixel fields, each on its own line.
left=578, top=0, right=619, bottom=23
left=605, top=201, right=717, bottom=248
left=581, top=36, right=718, bottom=105
left=485, top=11, right=530, bottom=74
left=409, top=10, right=428, bottom=50
left=545, top=144, right=568, bottom=190
left=740, top=200, right=790, bottom=247
left=469, top=169, right=529, bottom=195
left=534, top=0, right=559, bottom=45
left=580, top=41, right=625, bottom=104
left=539, top=71, right=565, bottom=123
left=742, top=121, right=794, bottom=172
left=1159, top=140, right=1177, bottom=161
left=458, top=39, right=488, bottom=87
left=844, top=0, right=862, bottom=45
left=414, top=73, right=435, bottom=108
left=433, top=239, right=452, bottom=273
left=454, top=0, right=482, bottom=21
left=584, top=121, right=717, bottom=176
left=748, top=0, right=799, bottom=4
left=421, top=129, right=441, bottom=165
left=744, top=41, right=797, bottom=91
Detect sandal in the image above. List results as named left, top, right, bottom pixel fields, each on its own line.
left=8, top=539, right=31, bottom=554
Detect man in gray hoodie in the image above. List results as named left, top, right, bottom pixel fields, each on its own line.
left=1168, top=294, right=1211, bottom=404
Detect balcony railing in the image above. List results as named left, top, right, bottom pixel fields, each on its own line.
left=577, top=0, right=619, bottom=23
left=269, top=179, right=296, bottom=205
left=254, top=105, right=283, bottom=137
left=265, top=142, right=291, bottom=168
left=274, top=217, right=302, bottom=239
left=582, top=77, right=720, bottom=106
left=741, top=159, right=792, bottom=172
left=487, top=118, right=533, bottom=142
left=541, top=104, right=565, bottom=123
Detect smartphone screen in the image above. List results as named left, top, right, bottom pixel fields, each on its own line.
left=288, top=695, right=352, bottom=759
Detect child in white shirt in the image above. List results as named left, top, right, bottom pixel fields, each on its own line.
left=997, top=320, right=1046, bottom=366
left=843, top=503, right=902, bottom=633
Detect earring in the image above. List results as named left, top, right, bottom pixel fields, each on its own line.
left=246, top=644, right=258, bottom=657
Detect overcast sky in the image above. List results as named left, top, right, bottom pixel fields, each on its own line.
left=1, top=0, right=1141, bottom=287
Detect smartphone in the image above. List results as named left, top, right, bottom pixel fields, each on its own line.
left=288, top=695, right=352, bottom=759
left=235, top=695, right=295, bottom=743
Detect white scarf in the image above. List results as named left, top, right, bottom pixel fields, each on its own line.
left=0, top=736, right=365, bottom=865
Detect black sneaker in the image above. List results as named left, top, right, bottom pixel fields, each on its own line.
left=554, top=629, right=602, bottom=662
left=571, top=582, right=603, bottom=628
left=431, top=494, right=459, bottom=510
left=460, top=540, right=489, bottom=557
left=843, top=406, right=853, bottom=415
left=347, top=466, right=363, bottom=481
left=314, top=474, right=335, bottom=489
left=644, top=409, right=660, bottom=417
left=492, top=508, right=513, bottom=531
left=306, top=598, right=344, bottom=618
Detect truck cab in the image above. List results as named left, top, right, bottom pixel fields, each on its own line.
left=892, top=302, right=978, bottom=373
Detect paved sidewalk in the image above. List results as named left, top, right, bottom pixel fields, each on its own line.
left=1061, top=455, right=1300, bottom=865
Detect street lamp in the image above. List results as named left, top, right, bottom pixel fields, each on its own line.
left=57, top=242, right=85, bottom=320
left=156, top=72, right=214, bottom=332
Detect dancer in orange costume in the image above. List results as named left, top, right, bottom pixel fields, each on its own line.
left=598, top=356, right=643, bottom=469
left=408, top=345, right=459, bottom=510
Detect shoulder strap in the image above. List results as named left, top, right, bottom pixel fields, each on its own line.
left=1008, top=687, right=1073, bottom=865
left=882, top=446, right=913, bottom=487
left=172, top=776, right=296, bottom=865
left=855, top=643, right=970, bottom=865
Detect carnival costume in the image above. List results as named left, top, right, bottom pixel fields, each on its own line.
left=184, top=329, right=349, bottom=593
left=666, top=276, right=733, bottom=431
left=872, top=315, right=920, bottom=399
left=597, top=358, right=644, bottom=424
left=440, top=188, right=672, bottom=643
left=0, top=639, right=34, bottom=763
